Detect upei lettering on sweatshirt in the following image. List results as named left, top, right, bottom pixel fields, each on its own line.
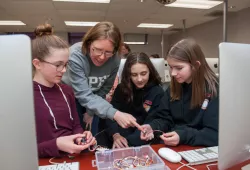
left=88, top=75, right=110, bottom=90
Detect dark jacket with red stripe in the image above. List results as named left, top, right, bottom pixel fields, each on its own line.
left=106, top=83, right=165, bottom=146
left=152, top=83, right=219, bottom=147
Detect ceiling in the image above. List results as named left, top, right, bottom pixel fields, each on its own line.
left=0, top=0, right=250, bottom=34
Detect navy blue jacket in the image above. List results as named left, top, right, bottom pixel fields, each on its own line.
left=152, top=83, right=218, bottom=147
left=106, top=83, right=165, bottom=146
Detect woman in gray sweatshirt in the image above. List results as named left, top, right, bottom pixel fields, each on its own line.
left=62, top=22, right=141, bottom=135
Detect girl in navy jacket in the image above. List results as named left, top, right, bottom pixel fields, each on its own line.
left=104, top=52, right=169, bottom=148
left=141, top=39, right=219, bottom=147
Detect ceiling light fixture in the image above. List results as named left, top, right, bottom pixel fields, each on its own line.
left=124, top=42, right=146, bottom=45
left=53, top=0, right=110, bottom=3
left=137, top=23, right=173, bottom=28
left=0, top=21, right=26, bottom=25
left=165, top=0, right=223, bottom=9
left=65, top=21, right=99, bottom=26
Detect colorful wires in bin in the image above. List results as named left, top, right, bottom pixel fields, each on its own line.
left=113, top=155, right=153, bottom=170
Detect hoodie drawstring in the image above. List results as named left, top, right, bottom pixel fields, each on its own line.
left=38, top=85, right=58, bottom=129
left=38, top=84, right=74, bottom=129
left=57, top=84, right=73, bottom=120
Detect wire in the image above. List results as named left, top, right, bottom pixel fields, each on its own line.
left=93, top=126, right=164, bottom=139
left=206, top=163, right=217, bottom=170
left=113, top=155, right=153, bottom=169
left=185, top=164, right=197, bottom=170
left=177, top=162, right=197, bottom=170
left=176, top=162, right=186, bottom=170
left=94, top=129, right=106, bottom=138
left=148, top=130, right=165, bottom=145
left=153, top=130, right=165, bottom=134
left=49, top=157, right=66, bottom=165
left=90, top=128, right=165, bottom=151
left=86, top=129, right=110, bottom=152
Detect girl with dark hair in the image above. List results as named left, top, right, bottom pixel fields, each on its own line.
left=120, top=43, right=131, bottom=58
left=103, top=52, right=166, bottom=148
left=150, top=54, right=160, bottom=58
left=141, top=39, right=219, bottom=147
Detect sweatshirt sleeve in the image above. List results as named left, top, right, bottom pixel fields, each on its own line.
left=38, top=139, right=61, bottom=158
left=67, top=51, right=117, bottom=120
left=175, top=97, right=219, bottom=147
left=87, top=66, right=119, bottom=116
left=145, top=89, right=174, bottom=132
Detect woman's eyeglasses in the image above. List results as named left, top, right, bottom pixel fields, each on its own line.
left=91, top=46, right=114, bottom=58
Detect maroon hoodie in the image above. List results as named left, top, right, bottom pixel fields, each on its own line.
left=33, top=81, right=83, bottom=157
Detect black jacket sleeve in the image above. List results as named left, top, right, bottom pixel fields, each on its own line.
left=127, top=86, right=164, bottom=146
left=175, top=96, right=219, bottom=147
left=145, top=89, right=174, bottom=132
left=146, top=91, right=164, bottom=118
left=105, top=85, right=122, bottom=137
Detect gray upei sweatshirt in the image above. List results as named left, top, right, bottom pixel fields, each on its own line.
left=62, top=42, right=120, bottom=120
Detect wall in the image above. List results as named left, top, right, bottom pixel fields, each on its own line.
left=55, top=33, right=169, bottom=57
left=128, top=34, right=170, bottom=58
left=168, top=7, right=250, bottom=58
left=56, top=32, right=69, bottom=42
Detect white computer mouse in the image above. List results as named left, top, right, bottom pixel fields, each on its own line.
left=158, top=147, right=182, bottom=163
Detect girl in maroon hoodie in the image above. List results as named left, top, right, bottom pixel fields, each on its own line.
left=32, top=24, right=96, bottom=158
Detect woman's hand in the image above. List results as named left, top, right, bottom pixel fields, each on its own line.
left=83, top=113, right=93, bottom=130
left=113, top=111, right=143, bottom=130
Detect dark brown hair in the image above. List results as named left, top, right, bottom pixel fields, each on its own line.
left=120, top=52, right=162, bottom=103
left=32, top=24, right=69, bottom=72
left=82, top=21, right=122, bottom=55
left=122, top=43, right=131, bottom=53
left=167, top=38, right=218, bottom=108
left=150, top=54, right=160, bottom=58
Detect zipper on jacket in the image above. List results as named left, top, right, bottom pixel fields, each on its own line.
left=181, top=86, right=184, bottom=118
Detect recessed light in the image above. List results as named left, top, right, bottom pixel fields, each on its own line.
left=124, top=42, right=146, bottom=45
left=0, top=21, right=26, bottom=25
left=53, top=0, right=110, bottom=3
left=165, top=0, right=223, bottom=9
left=65, top=21, right=99, bottom=26
left=137, top=23, right=173, bottom=28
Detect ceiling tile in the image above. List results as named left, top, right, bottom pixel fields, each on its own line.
left=0, top=0, right=249, bottom=34
left=4, top=1, right=55, bottom=15
left=59, top=10, right=105, bottom=21
left=53, top=1, right=108, bottom=11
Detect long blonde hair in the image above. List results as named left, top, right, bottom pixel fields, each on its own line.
left=167, top=39, right=218, bottom=108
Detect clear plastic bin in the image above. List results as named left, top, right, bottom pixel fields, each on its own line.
left=92, top=145, right=170, bottom=170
